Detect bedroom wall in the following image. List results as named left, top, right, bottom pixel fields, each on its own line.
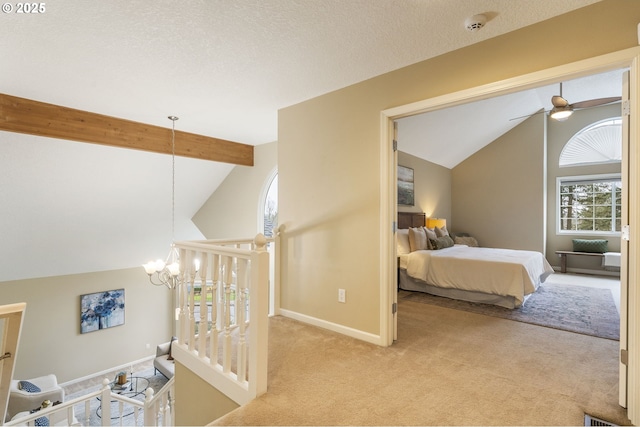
left=397, top=151, right=451, bottom=223
left=0, top=268, right=171, bottom=383
left=193, top=141, right=278, bottom=239
left=546, top=102, right=622, bottom=271
left=278, top=0, right=640, bottom=337
left=451, top=113, right=546, bottom=252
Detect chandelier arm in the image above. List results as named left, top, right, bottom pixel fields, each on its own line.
left=147, top=268, right=180, bottom=289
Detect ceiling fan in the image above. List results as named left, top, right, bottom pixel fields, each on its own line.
left=511, top=83, right=622, bottom=121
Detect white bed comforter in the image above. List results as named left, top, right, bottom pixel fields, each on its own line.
left=402, top=245, right=554, bottom=307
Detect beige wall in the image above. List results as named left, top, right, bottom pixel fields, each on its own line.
left=193, top=141, right=277, bottom=239
left=546, top=102, right=622, bottom=270
left=0, top=268, right=172, bottom=383
left=174, top=362, right=239, bottom=426
left=278, top=0, right=640, bottom=336
left=397, top=151, right=451, bottom=222
left=452, top=113, right=546, bottom=251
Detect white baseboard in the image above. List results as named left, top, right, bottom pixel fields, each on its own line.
left=279, top=308, right=383, bottom=346
left=59, top=355, right=154, bottom=388
left=552, top=266, right=621, bottom=277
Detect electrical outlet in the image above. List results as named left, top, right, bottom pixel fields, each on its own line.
left=145, top=343, right=150, bottom=349
left=338, top=289, right=346, bottom=303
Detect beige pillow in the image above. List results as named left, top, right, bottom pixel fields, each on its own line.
left=424, top=227, right=437, bottom=241
left=435, top=226, right=449, bottom=237
left=397, top=229, right=411, bottom=255
left=408, top=227, right=428, bottom=252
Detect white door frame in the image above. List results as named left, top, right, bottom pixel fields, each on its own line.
left=379, top=47, right=640, bottom=423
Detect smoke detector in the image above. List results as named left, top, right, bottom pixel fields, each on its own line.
left=465, top=14, right=487, bottom=32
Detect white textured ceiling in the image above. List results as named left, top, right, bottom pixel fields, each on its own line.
left=0, top=0, right=602, bottom=282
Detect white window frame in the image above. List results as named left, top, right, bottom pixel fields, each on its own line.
left=556, top=173, right=622, bottom=236
left=258, top=167, right=278, bottom=237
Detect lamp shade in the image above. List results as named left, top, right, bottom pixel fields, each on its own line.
left=426, top=218, right=446, bottom=229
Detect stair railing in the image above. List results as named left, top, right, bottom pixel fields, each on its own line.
left=171, top=233, right=272, bottom=406
left=4, top=376, right=175, bottom=426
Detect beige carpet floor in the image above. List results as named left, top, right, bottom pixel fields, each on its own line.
left=212, top=297, right=631, bottom=426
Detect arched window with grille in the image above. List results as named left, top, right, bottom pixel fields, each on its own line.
left=557, top=117, right=622, bottom=235
left=559, top=117, right=622, bottom=167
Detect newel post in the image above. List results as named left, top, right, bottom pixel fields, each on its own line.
left=249, top=233, right=269, bottom=398
left=100, top=379, right=111, bottom=425
left=253, top=233, right=267, bottom=252
left=144, top=387, right=156, bottom=426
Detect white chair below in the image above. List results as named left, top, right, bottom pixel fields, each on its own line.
left=6, top=375, right=65, bottom=421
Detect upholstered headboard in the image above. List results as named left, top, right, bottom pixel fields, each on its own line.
left=398, top=212, right=425, bottom=229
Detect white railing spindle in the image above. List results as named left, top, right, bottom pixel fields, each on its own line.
left=210, top=253, right=220, bottom=368
left=236, top=257, right=248, bottom=382
left=198, top=251, right=208, bottom=357
left=222, top=255, right=233, bottom=373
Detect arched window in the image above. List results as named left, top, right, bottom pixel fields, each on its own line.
left=556, top=118, right=623, bottom=234
left=261, top=171, right=278, bottom=237
left=559, top=117, right=622, bottom=167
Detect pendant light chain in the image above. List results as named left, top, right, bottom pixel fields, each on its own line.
left=142, top=114, right=183, bottom=288
left=169, top=116, right=178, bottom=243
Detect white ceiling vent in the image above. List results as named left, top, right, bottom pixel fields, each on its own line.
left=465, top=14, right=487, bottom=32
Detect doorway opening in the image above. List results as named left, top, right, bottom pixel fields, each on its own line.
left=379, top=50, right=640, bottom=411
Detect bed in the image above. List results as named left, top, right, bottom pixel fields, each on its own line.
left=397, top=212, right=553, bottom=309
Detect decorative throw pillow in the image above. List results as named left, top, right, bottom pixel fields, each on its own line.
left=572, top=239, right=608, bottom=253
left=454, top=236, right=479, bottom=247
left=408, top=227, right=428, bottom=252
left=34, top=416, right=49, bottom=426
left=18, top=380, right=41, bottom=393
left=424, top=227, right=437, bottom=248
left=424, top=227, right=436, bottom=239
left=430, top=235, right=455, bottom=250
left=435, top=226, right=449, bottom=237
left=396, top=229, right=411, bottom=255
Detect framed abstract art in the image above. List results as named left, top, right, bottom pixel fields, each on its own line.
left=80, top=289, right=125, bottom=333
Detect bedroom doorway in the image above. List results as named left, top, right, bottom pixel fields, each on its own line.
left=379, top=49, right=640, bottom=414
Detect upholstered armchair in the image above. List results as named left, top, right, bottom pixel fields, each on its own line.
left=6, top=374, right=64, bottom=421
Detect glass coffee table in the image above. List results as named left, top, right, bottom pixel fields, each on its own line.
left=96, top=376, right=150, bottom=419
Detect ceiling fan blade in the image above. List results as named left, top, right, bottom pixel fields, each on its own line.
left=509, top=109, right=547, bottom=121
left=571, top=96, right=622, bottom=109
left=551, top=95, right=569, bottom=108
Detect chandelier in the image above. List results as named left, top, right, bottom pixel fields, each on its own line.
left=143, top=116, right=186, bottom=289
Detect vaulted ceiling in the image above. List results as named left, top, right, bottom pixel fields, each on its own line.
left=0, top=0, right=602, bottom=282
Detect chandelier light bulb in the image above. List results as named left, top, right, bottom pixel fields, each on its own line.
left=143, top=262, right=157, bottom=275
left=168, top=262, right=180, bottom=276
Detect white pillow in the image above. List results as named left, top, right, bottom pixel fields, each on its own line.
left=408, top=227, right=428, bottom=252
left=397, top=229, right=411, bottom=255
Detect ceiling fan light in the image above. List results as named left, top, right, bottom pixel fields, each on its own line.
left=550, top=106, right=573, bottom=121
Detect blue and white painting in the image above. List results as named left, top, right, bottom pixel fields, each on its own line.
left=80, top=289, right=125, bottom=333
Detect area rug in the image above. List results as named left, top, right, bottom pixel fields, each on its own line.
left=399, top=282, right=620, bottom=340
left=66, top=367, right=168, bottom=426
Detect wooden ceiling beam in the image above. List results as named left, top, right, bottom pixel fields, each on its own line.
left=0, top=93, right=254, bottom=166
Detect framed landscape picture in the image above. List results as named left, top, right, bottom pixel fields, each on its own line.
left=397, top=165, right=415, bottom=206
left=80, top=289, right=125, bottom=334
